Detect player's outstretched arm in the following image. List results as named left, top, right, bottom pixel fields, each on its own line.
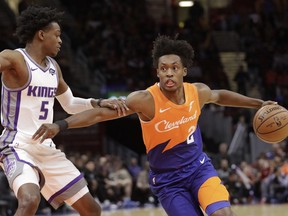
left=195, top=82, right=277, bottom=109
left=32, top=106, right=135, bottom=143
left=32, top=90, right=148, bottom=143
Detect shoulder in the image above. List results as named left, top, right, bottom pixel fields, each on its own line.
left=126, top=90, right=153, bottom=112
left=127, top=90, right=152, bottom=104
left=0, top=49, right=25, bottom=72
left=193, top=82, right=210, bottom=90
left=1, top=49, right=23, bottom=60
left=192, top=82, right=214, bottom=107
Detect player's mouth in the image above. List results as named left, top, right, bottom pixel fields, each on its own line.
left=165, top=79, right=175, bottom=87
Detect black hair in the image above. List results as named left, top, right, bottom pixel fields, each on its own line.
left=151, top=35, right=195, bottom=69
left=15, top=6, right=64, bottom=44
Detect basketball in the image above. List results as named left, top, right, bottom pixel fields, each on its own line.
left=253, top=104, right=288, bottom=144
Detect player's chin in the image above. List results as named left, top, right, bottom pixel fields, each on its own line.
left=51, top=49, right=60, bottom=57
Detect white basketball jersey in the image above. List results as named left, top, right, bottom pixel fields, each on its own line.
left=0, top=49, right=59, bottom=147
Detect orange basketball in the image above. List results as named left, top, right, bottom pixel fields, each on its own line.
left=253, top=104, right=288, bottom=144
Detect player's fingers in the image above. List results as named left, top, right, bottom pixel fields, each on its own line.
left=39, top=130, right=56, bottom=143
left=32, top=126, right=46, bottom=140
left=115, top=98, right=129, bottom=116
left=40, top=131, right=48, bottom=143
left=118, top=98, right=129, bottom=110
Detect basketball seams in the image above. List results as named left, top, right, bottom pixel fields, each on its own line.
left=255, top=110, right=287, bottom=132
left=257, top=121, right=288, bottom=135
left=253, top=104, right=288, bottom=144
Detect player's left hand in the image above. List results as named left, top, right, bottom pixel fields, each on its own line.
left=32, top=123, right=60, bottom=143
left=100, top=98, right=129, bottom=116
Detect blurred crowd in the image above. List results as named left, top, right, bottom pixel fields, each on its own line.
left=1, top=0, right=286, bottom=107
left=0, top=0, right=288, bottom=215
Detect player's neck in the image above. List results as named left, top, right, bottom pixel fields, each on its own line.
left=160, top=86, right=186, bottom=105
left=25, top=44, right=47, bottom=67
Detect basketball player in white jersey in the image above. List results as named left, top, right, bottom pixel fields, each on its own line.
left=0, top=6, right=128, bottom=216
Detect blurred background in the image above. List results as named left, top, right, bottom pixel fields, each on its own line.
left=0, top=0, right=288, bottom=215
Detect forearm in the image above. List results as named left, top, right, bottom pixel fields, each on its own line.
left=65, top=108, right=120, bottom=129
left=214, top=90, right=264, bottom=109
left=56, top=88, right=94, bottom=114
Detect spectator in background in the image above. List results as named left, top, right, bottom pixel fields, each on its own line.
left=83, top=160, right=99, bottom=199
left=105, top=158, right=139, bottom=208
left=213, top=142, right=231, bottom=169
left=127, top=157, right=141, bottom=184
left=234, top=65, right=250, bottom=96
left=217, top=158, right=231, bottom=186
left=134, top=161, right=153, bottom=207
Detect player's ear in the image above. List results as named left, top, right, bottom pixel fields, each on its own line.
left=38, top=30, right=45, bottom=41
left=183, top=67, right=188, bottom=76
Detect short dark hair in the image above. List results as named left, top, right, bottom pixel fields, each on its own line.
left=15, top=6, right=64, bottom=44
left=151, top=35, right=195, bottom=69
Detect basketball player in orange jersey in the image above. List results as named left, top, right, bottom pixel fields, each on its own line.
left=0, top=6, right=127, bottom=216
left=34, top=35, right=276, bottom=216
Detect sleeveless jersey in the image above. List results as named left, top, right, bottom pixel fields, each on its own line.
left=140, top=83, right=203, bottom=173
left=0, top=48, right=58, bottom=151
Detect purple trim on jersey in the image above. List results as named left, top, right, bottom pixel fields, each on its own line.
left=1, top=87, right=10, bottom=127
left=205, top=201, right=230, bottom=216
left=147, top=125, right=203, bottom=173
left=1, top=86, right=4, bottom=126
left=0, top=129, right=17, bottom=150
left=22, top=49, right=50, bottom=72
left=13, top=91, right=21, bottom=130
left=47, top=173, right=84, bottom=204
left=1, top=129, right=12, bottom=148
left=48, top=57, right=59, bottom=85
left=1, top=89, right=21, bottom=130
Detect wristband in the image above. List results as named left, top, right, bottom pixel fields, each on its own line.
left=97, top=98, right=103, bottom=107
left=54, top=120, right=68, bottom=131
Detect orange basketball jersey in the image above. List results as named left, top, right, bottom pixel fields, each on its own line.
left=140, top=82, right=204, bottom=173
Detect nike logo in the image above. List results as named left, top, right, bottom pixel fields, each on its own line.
left=31, top=68, right=38, bottom=71
left=159, top=107, right=171, bottom=113
left=200, top=156, right=205, bottom=164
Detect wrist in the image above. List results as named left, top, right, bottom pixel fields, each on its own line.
left=54, top=120, right=68, bottom=131
left=97, top=98, right=103, bottom=107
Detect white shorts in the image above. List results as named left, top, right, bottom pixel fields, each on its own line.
left=2, top=143, right=88, bottom=209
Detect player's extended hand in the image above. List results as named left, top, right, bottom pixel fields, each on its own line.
left=32, top=123, right=60, bottom=143
left=100, top=98, right=129, bottom=116
left=262, top=100, right=278, bottom=107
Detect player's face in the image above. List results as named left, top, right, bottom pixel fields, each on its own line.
left=42, top=22, right=62, bottom=57
left=157, top=54, right=187, bottom=92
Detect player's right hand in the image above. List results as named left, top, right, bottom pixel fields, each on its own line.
left=32, top=123, right=60, bottom=143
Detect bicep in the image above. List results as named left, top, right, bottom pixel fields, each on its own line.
left=125, top=91, right=148, bottom=113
